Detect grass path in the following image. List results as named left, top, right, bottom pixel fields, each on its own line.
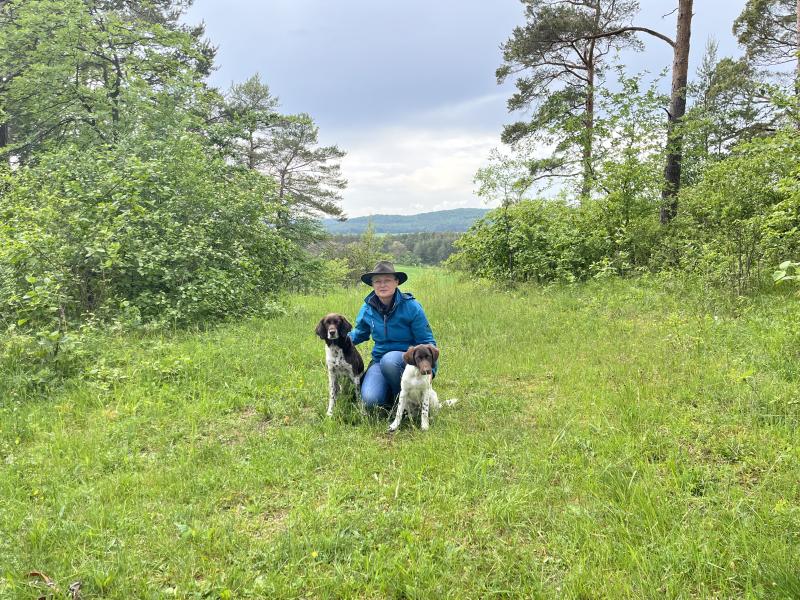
left=2, top=268, right=800, bottom=598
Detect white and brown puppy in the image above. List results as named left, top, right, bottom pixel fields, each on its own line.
left=316, top=313, right=365, bottom=417
left=388, top=344, right=455, bottom=432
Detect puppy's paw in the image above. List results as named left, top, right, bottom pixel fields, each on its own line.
left=326, top=409, right=334, bottom=417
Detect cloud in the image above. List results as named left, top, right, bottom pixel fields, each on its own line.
left=337, top=126, right=501, bottom=217
left=308, top=88, right=520, bottom=218
left=416, top=92, right=511, bottom=124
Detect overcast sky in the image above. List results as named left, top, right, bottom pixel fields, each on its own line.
left=186, top=0, right=749, bottom=218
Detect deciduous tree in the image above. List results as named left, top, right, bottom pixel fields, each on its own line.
left=0, top=0, right=213, bottom=159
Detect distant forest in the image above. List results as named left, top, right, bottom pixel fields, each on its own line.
left=319, top=232, right=462, bottom=267
left=322, top=208, right=489, bottom=234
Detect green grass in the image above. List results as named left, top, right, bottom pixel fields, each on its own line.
left=2, top=268, right=800, bottom=599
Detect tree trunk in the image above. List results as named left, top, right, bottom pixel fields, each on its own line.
left=660, top=0, right=693, bottom=224
left=580, top=3, right=602, bottom=201
left=0, top=0, right=9, bottom=161
left=582, top=56, right=595, bottom=200
left=795, top=0, right=800, bottom=110
left=503, top=202, right=513, bottom=277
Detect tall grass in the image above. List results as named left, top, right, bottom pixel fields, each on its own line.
left=1, top=268, right=799, bottom=598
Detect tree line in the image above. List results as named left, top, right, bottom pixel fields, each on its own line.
left=0, top=0, right=345, bottom=372
left=313, top=230, right=460, bottom=285
left=450, top=0, right=800, bottom=295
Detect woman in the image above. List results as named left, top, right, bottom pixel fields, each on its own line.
left=348, top=260, right=437, bottom=411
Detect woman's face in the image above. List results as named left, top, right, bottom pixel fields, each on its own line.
left=372, top=275, right=399, bottom=303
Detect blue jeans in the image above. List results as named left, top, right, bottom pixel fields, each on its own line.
left=361, top=351, right=405, bottom=411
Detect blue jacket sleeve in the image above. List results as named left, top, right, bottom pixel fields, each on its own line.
left=349, top=304, right=371, bottom=345
left=411, top=302, right=436, bottom=346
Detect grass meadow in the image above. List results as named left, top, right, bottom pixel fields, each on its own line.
left=2, top=267, right=800, bottom=599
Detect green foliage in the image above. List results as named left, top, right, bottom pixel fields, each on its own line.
left=460, top=58, right=800, bottom=296
left=453, top=72, right=667, bottom=283
left=734, top=0, right=799, bottom=68
left=263, top=113, right=347, bottom=224
left=591, top=71, right=666, bottom=272
left=218, top=74, right=346, bottom=232
left=766, top=152, right=800, bottom=254
left=498, top=0, right=641, bottom=194
left=448, top=199, right=586, bottom=282
left=322, top=232, right=461, bottom=267
left=223, top=73, right=281, bottom=169
left=773, top=261, right=800, bottom=290
left=668, top=130, right=800, bottom=294
left=0, top=127, right=294, bottom=336
left=313, top=221, right=391, bottom=285
left=456, top=125, right=800, bottom=292
left=681, top=41, right=780, bottom=187
left=384, top=232, right=461, bottom=265
left=0, top=1, right=346, bottom=382
left=338, top=222, right=390, bottom=284
left=0, top=0, right=212, bottom=158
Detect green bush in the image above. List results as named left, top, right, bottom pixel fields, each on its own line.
left=448, top=183, right=661, bottom=284
left=0, top=130, right=296, bottom=333
left=774, top=260, right=800, bottom=292
left=452, top=128, right=800, bottom=294
left=447, top=200, right=589, bottom=282
left=669, top=130, right=800, bottom=294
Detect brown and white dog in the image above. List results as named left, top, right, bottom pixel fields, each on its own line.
left=315, top=313, right=365, bottom=417
left=388, top=344, right=456, bottom=432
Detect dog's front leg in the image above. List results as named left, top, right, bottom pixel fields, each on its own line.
left=388, top=391, right=407, bottom=432
left=420, top=390, right=431, bottom=431
left=326, top=373, right=338, bottom=417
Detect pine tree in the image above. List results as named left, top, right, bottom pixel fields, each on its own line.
left=497, top=0, right=641, bottom=198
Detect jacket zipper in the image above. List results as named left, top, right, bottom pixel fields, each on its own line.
left=370, top=291, right=399, bottom=340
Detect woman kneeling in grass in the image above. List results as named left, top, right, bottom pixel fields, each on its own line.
left=349, top=261, right=438, bottom=411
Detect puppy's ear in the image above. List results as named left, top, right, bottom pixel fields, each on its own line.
left=429, top=345, right=440, bottom=365
left=339, top=316, right=353, bottom=335
left=315, top=318, right=327, bottom=340
left=403, top=345, right=416, bottom=365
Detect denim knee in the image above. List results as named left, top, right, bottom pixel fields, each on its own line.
left=379, top=351, right=405, bottom=376
left=379, top=351, right=405, bottom=398
left=360, top=363, right=391, bottom=410
left=361, top=386, right=386, bottom=409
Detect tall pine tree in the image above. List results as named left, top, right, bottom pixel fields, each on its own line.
left=497, top=0, right=641, bottom=199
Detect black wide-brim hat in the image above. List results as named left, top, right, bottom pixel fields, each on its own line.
left=361, top=260, right=408, bottom=286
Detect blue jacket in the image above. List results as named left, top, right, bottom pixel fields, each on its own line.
left=349, top=288, right=437, bottom=368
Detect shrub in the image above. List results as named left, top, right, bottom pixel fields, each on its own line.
left=0, top=130, right=296, bottom=334
left=670, top=130, right=800, bottom=294
left=447, top=199, right=590, bottom=283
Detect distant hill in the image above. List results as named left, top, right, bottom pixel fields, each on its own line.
left=322, top=208, right=490, bottom=234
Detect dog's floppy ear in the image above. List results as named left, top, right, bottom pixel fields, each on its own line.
left=339, top=316, right=353, bottom=335
left=315, top=318, right=327, bottom=340
left=429, top=345, right=440, bottom=365
left=403, top=345, right=416, bottom=365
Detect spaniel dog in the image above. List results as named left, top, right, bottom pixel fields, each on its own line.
left=316, top=313, right=365, bottom=417
left=388, top=344, right=456, bottom=432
